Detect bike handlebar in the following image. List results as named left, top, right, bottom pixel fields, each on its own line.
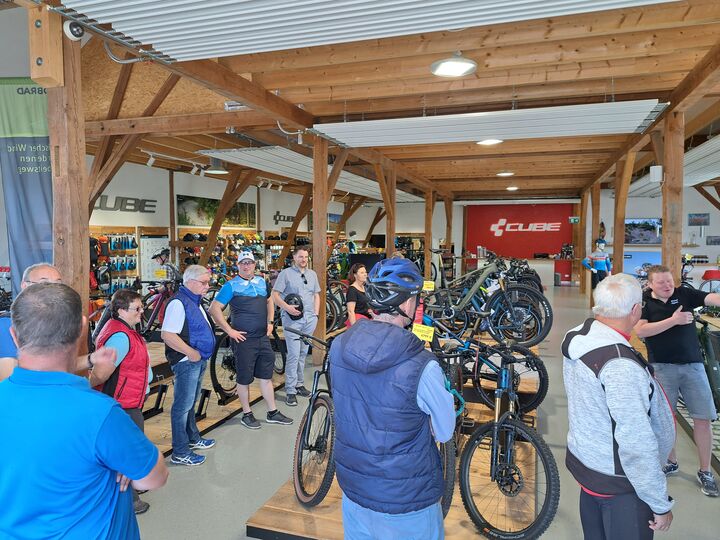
left=283, top=326, right=334, bottom=348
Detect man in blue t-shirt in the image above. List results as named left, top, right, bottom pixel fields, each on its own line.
left=209, top=251, right=292, bottom=429
left=0, top=282, right=169, bottom=539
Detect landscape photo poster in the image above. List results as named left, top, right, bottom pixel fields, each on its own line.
left=177, top=195, right=256, bottom=228
left=688, top=213, right=710, bottom=227
left=624, top=218, right=662, bottom=244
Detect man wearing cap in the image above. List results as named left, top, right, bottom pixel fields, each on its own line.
left=271, top=247, right=321, bottom=406
left=209, top=251, right=293, bottom=429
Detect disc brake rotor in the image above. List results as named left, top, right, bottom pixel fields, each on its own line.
left=496, top=463, right=524, bottom=496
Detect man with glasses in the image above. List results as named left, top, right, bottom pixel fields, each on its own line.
left=161, top=265, right=216, bottom=466
left=209, top=251, right=292, bottom=429
left=272, top=247, right=321, bottom=406
left=1, top=263, right=116, bottom=383
left=635, top=264, right=720, bottom=497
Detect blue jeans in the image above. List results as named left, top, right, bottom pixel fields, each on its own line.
left=170, top=360, right=207, bottom=456
left=341, top=496, right=444, bottom=540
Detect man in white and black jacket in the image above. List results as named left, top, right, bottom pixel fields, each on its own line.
left=562, top=273, right=675, bottom=539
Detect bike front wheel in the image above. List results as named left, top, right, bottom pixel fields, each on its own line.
left=485, top=285, right=553, bottom=347
left=459, top=418, right=560, bottom=539
left=439, top=437, right=456, bottom=517
left=209, top=333, right=237, bottom=400
left=293, top=394, right=336, bottom=507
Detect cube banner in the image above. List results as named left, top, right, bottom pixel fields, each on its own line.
left=0, top=78, right=53, bottom=294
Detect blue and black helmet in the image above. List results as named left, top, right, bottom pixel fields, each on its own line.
left=366, top=258, right=424, bottom=313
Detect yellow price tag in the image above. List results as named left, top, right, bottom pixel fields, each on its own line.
left=154, top=268, right=168, bottom=279
left=412, top=323, right=435, bottom=342
left=423, top=280, right=435, bottom=292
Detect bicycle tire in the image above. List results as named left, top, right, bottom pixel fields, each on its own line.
left=293, top=394, right=336, bottom=507
left=439, top=437, right=456, bottom=518
left=270, top=332, right=287, bottom=374
left=325, top=295, right=340, bottom=332
left=209, top=333, right=237, bottom=400
left=140, top=290, right=164, bottom=336
left=485, top=285, right=553, bottom=347
left=459, top=417, right=560, bottom=539
left=472, top=344, right=549, bottom=414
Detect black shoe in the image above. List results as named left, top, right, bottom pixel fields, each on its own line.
left=286, top=394, right=297, bottom=406
left=134, top=499, right=150, bottom=515
left=241, top=412, right=261, bottom=429
left=296, top=386, right=311, bottom=397
left=266, top=409, right=293, bottom=425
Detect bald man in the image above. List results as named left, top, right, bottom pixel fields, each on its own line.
left=0, top=263, right=115, bottom=382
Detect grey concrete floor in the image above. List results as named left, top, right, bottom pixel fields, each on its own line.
left=138, top=287, right=719, bottom=539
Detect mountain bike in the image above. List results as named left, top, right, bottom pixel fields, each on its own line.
left=424, top=312, right=548, bottom=415
left=140, top=279, right=181, bottom=337
left=289, top=326, right=341, bottom=507
left=459, top=345, right=560, bottom=539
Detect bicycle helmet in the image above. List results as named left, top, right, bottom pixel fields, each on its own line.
left=366, top=258, right=424, bottom=315
left=284, top=293, right=304, bottom=321
left=152, top=248, right=170, bottom=259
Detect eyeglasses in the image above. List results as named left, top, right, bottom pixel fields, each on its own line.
left=24, top=278, right=62, bottom=285
left=128, top=306, right=143, bottom=313
left=240, top=260, right=255, bottom=266
left=301, top=274, right=307, bottom=285
left=192, top=279, right=211, bottom=286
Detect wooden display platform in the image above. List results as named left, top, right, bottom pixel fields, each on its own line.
left=142, top=342, right=285, bottom=456
left=247, top=401, right=538, bottom=539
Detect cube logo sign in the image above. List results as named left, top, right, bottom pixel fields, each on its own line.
left=490, top=219, right=562, bottom=237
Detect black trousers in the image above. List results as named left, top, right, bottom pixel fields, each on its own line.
left=580, top=489, right=654, bottom=540
left=591, top=270, right=608, bottom=290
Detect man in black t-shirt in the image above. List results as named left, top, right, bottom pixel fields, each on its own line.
left=635, top=265, right=720, bottom=497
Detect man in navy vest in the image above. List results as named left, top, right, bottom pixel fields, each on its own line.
left=329, top=258, right=454, bottom=539
left=161, top=265, right=216, bottom=466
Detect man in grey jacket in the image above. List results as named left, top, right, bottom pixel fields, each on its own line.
left=562, top=273, right=674, bottom=539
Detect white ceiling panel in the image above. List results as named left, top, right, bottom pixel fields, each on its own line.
left=313, top=100, right=664, bottom=147
left=58, top=1, right=675, bottom=61
left=199, top=146, right=422, bottom=203
left=629, top=135, right=720, bottom=198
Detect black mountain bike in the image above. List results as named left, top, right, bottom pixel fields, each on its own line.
left=459, top=346, right=560, bottom=539
left=289, top=327, right=340, bottom=507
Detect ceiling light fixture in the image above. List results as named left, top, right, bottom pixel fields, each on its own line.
left=146, top=155, right=155, bottom=167
left=497, top=171, right=514, bottom=177
left=206, top=157, right=229, bottom=175
left=430, top=51, right=477, bottom=78
left=477, top=139, right=503, bottom=146
left=506, top=186, right=519, bottom=191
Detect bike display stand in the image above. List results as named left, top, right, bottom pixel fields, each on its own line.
left=195, top=388, right=211, bottom=421
left=246, top=402, right=538, bottom=539
left=143, top=383, right=168, bottom=420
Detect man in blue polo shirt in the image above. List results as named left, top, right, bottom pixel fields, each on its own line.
left=209, top=251, right=292, bottom=429
left=0, top=283, right=169, bottom=539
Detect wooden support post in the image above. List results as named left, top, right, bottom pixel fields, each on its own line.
left=589, top=183, right=601, bottom=307
left=444, top=197, right=453, bottom=250
left=277, top=187, right=313, bottom=264
left=613, top=152, right=636, bottom=276
left=363, top=208, right=387, bottom=246
left=374, top=164, right=397, bottom=256
left=169, top=171, right=176, bottom=264
left=663, top=111, right=685, bottom=281
left=197, top=169, right=258, bottom=267
left=650, top=130, right=665, bottom=166
left=26, top=4, right=64, bottom=88
left=312, top=137, right=329, bottom=362
left=47, top=34, right=89, bottom=320
left=424, top=191, right=434, bottom=279
left=578, top=191, right=589, bottom=294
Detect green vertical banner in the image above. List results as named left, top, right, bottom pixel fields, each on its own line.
left=0, top=78, right=53, bottom=295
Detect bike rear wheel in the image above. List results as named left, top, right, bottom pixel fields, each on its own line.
left=472, top=344, right=549, bottom=414
left=425, top=289, right=469, bottom=336
left=439, top=437, right=456, bottom=517
left=209, top=333, right=238, bottom=400
left=270, top=332, right=287, bottom=374
left=485, top=285, right=553, bottom=347
left=293, top=394, right=336, bottom=507
left=459, top=418, right=560, bottom=539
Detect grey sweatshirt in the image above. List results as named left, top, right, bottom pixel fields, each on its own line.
left=562, top=318, right=675, bottom=514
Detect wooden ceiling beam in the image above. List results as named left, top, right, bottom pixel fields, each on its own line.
left=436, top=179, right=586, bottom=191
left=86, top=110, right=276, bottom=139
left=391, top=149, right=615, bottom=163
left=161, top=59, right=314, bottom=129
left=452, top=189, right=581, bottom=199
left=218, top=1, right=720, bottom=72
left=668, top=36, right=720, bottom=112
left=265, top=47, right=707, bottom=96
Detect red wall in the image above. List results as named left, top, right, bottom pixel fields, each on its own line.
left=465, top=204, right=573, bottom=258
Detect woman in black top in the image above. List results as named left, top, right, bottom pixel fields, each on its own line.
left=346, top=263, right=372, bottom=326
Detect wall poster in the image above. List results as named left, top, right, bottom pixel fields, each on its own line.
left=177, top=194, right=256, bottom=228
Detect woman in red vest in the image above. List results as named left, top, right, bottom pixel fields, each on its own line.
left=94, top=288, right=152, bottom=515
